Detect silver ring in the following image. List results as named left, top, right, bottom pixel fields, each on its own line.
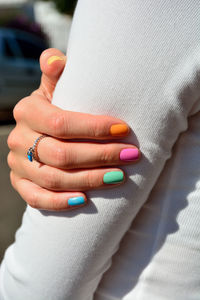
left=27, top=135, right=47, bottom=162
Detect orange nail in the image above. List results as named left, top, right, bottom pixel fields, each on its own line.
left=110, top=124, right=129, bottom=136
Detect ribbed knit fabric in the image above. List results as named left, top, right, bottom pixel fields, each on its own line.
left=0, top=1, right=200, bottom=299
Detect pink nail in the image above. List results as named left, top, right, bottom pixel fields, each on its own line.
left=120, top=148, right=139, bottom=161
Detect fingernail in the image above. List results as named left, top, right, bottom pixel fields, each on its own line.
left=68, top=196, right=85, bottom=206
left=120, top=148, right=139, bottom=161
left=47, top=56, right=64, bottom=65
left=103, top=171, right=124, bottom=184
left=110, top=124, right=129, bottom=136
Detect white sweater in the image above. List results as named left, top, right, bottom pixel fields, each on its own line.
left=1, top=0, right=200, bottom=299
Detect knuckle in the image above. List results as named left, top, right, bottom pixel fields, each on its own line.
left=13, top=97, right=28, bottom=121
left=53, top=144, right=73, bottom=168
left=49, top=112, right=69, bottom=137
left=42, top=169, right=61, bottom=190
left=100, top=146, right=114, bottom=163
left=84, top=171, right=97, bottom=189
left=7, top=151, right=15, bottom=169
left=7, top=128, right=18, bottom=150
left=53, top=144, right=67, bottom=166
left=65, top=150, right=75, bottom=169
left=27, top=191, right=39, bottom=209
left=91, top=121, right=104, bottom=138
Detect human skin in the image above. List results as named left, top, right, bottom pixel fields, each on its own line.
left=1, top=1, right=200, bottom=299
left=7, top=48, right=141, bottom=211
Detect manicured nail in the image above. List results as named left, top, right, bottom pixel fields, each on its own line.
left=120, top=148, right=139, bottom=161
left=68, top=196, right=85, bottom=206
left=103, top=171, right=124, bottom=184
left=47, top=56, right=64, bottom=65
left=110, top=124, right=129, bottom=136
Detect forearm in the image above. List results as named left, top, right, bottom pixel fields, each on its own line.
left=1, top=0, right=200, bottom=299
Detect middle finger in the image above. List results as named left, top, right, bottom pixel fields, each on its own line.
left=12, top=128, right=140, bottom=169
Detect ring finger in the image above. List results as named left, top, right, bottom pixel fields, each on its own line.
left=8, top=151, right=126, bottom=192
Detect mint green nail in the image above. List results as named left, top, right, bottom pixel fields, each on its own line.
left=103, top=171, right=124, bottom=184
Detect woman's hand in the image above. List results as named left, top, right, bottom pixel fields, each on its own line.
left=7, top=48, right=140, bottom=211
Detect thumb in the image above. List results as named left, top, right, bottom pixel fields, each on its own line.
left=38, top=48, right=66, bottom=102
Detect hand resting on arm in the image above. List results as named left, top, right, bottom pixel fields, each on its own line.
left=7, top=48, right=141, bottom=211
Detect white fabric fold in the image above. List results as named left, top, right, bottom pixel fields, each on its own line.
left=0, top=1, right=200, bottom=299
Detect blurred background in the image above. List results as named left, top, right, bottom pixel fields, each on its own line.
left=0, top=0, right=77, bottom=262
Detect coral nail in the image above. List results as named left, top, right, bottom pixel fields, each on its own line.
left=110, top=124, right=129, bottom=136
left=120, top=148, right=139, bottom=161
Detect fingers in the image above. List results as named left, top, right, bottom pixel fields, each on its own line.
left=8, top=152, right=125, bottom=192
left=13, top=95, right=130, bottom=140
left=10, top=172, right=87, bottom=211
left=34, top=138, right=140, bottom=169
left=8, top=125, right=140, bottom=169
left=38, top=140, right=140, bottom=169
left=38, top=48, right=67, bottom=101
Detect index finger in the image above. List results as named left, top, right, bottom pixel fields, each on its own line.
left=14, top=95, right=130, bottom=140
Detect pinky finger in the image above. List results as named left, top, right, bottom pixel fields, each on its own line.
left=10, top=172, right=88, bottom=211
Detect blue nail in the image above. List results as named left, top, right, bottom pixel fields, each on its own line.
left=68, top=197, right=85, bottom=206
